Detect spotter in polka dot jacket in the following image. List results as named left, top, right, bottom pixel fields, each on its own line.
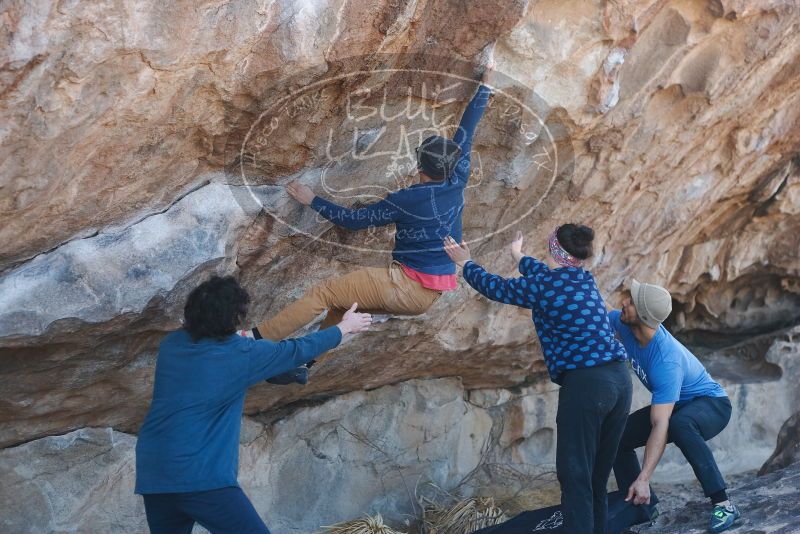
left=463, top=256, right=628, bottom=384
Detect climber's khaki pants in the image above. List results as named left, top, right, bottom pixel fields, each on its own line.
left=255, top=261, right=442, bottom=344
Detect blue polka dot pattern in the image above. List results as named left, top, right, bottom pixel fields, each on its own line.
left=462, top=257, right=628, bottom=383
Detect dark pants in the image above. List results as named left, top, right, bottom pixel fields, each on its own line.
left=613, top=396, right=732, bottom=501
left=142, top=486, right=270, bottom=534
left=557, top=361, right=633, bottom=534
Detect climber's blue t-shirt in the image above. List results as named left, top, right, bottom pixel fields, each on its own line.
left=134, top=327, right=341, bottom=494
left=609, top=310, right=726, bottom=404
left=310, top=85, right=492, bottom=276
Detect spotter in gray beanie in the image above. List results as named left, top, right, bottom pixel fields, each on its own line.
left=416, top=135, right=462, bottom=180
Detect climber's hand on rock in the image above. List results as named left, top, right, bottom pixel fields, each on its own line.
left=337, top=303, right=372, bottom=336
left=286, top=181, right=315, bottom=205
left=510, top=230, right=524, bottom=262
left=625, top=478, right=651, bottom=506
left=443, top=236, right=471, bottom=267
left=480, top=43, right=496, bottom=83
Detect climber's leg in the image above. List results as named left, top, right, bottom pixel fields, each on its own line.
left=176, top=487, right=270, bottom=534
left=143, top=493, right=195, bottom=534
left=319, top=307, right=346, bottom=331
left=255, top=263, right=440, bottom=385
left=668, top=396, right=732, bottom=498
left=144, top=488, right=269, bottom=534
left=256, top=262, right=440, bottom=341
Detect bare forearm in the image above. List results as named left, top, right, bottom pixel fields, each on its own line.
left=639, top=422, right=669, bottom=481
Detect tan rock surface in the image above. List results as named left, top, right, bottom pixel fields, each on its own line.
left=1, top=0, right=798, bottom=478
left=1, top=373, right=796, bottom=533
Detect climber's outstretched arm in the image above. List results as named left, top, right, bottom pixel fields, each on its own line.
left=452, top=84, right=492, bottom=160
left=443, top=235, right=537, bottom=309
left=246, top=303, right=372, bottom=387
left=286, top=181, right=400, bottom=231
left=245, top=327, right=341, bottom=387
left=510, top=230, right=550, bottom=277
left=448, top=52, right=494, bottom=186
left=517, top=256, right=550, bottom=277
left=310, top=195, right=400, bottom=231
left=462, top=261, right=537, bottom=310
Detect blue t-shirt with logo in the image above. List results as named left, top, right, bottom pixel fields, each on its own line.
left=609, top=310, right=726, bottom=404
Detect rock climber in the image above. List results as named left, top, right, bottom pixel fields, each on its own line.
left=608, top=280, right=740, bottom=533
left=242, top=53, right=495, bottom=385
left=135, top=276, right=371, bottom=533
left=443, top=225, right=632, bottom=534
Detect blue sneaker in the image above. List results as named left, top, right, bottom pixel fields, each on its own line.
left=646, top=503, right=660, bottom=523
left=266, top=365, right=309, bottom=385
left=709, top=503, right=740, bottom=533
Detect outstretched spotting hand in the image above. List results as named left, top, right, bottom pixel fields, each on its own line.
left=625, top=478, right=651, bottom=506
left=337, top=303, right=372, bottom=336
left=443, top=236, right=471, bottom=268
left=510, top=230, right=524, bottom=262
left=286, top=180, right=315, bottom=206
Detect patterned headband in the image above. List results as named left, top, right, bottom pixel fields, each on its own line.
left=548, top=227, right=585, bottom=268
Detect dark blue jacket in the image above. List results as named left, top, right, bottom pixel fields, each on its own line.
left=310, top=85, right=492, bottom=275
left=463, top=257, right=627, bottom=384
left=135, top=327, right=341, bottom=494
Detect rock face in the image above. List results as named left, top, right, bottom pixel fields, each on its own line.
left=2, top=377, right=798, bottom=534
left=0, top=428, right=144, bottom=534
left=2, top=0, right=799, bottom=449
left=0, top=379, right=492, bottom=534
left=2, top=0, right=800, bottom=531
left=638, top=461, right=800, bottom=533
left=759, top=410, right=800, bottom=476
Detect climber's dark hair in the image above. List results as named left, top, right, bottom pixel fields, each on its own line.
left=183, top=276, right=250, bottom=342
left=557, top=224, right=594, bottom=260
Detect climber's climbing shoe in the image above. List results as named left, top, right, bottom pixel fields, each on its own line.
left=266, top=365, right=309, bottom=386
left=708, top=502, right=741, bottom=533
